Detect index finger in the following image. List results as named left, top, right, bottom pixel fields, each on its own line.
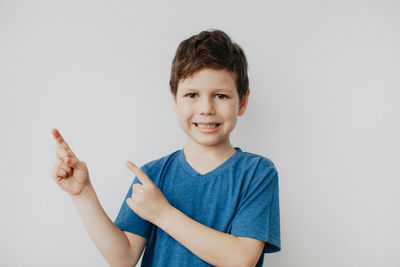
left=126, top=161, right=153, bottom=185
left=51, top=128, right=72, bottom=151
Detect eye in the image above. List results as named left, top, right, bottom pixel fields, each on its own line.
left=185, top=93, right=197, bottom=98
left=216, top=94, right=227, bottom=99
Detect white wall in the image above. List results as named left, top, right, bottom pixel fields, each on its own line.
left=1, top=1, right=399, bottom=266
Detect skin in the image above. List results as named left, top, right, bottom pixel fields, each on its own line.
left=51, top=128, right=90, bottom=196
left=171, top=67, right=251, bottom=174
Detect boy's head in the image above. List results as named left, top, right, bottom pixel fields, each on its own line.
left=169, top=29, right=249, bottom=106
left=169, top=30, right=251, bottom=148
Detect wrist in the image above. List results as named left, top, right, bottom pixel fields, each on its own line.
left=71, top=182, right=94, bottom=201
left=155, top=203, right=176, bottom=227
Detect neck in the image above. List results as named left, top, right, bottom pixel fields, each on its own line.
left=183, top=137, right=237, bottom=162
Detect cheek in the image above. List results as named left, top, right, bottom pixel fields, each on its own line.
left=221, top=103, right=237, bottom=118
left=180, top=104, right=192, bottom=113
left=177, top=105, right=193, bottom=122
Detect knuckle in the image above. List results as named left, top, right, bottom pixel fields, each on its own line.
left=53, top=166, right=60, bottom=174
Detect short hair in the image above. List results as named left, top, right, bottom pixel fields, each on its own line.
left=169, top=29, right=249, bottom=104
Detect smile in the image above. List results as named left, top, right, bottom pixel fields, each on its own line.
left=193, top=123, right=222, bottom=133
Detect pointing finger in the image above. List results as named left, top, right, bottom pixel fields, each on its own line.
left=126, top=161, right=153, bottom=185
left=51, top=128, right=72, bottom=151
left=52, top=128, right=77, bottom=158
left=56, top=145, right=78, bottom=161
left=56, top=146, right=68, bottom=158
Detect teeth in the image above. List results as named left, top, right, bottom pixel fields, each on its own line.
left=197, top=123, right=219, bottom=128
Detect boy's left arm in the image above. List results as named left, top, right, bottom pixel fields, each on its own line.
left=157, top=205, right=265, bottom=267
left=125, top=161, right=264, bottom=267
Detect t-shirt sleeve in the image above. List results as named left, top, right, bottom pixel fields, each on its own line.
left=230, top=159, right=281, bottom=253
left=114, top=165, right=152, bottom=239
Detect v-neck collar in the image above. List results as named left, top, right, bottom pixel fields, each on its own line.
left=177, top=147, right=242, bottom=179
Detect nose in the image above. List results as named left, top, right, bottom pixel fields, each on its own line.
left=198, top=96, right=215, bottom=115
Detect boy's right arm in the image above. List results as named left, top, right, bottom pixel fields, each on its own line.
left=51, top=128, right=146, bottom=267
left=71, top=182, right=147, bottom=267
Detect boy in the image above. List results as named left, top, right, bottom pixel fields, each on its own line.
left=51, top=29, right=280, bottom=267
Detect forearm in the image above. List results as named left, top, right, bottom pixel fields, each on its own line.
left=71, top=183, right=135, bottom=267
left=156, top=206, right=248, bottom=267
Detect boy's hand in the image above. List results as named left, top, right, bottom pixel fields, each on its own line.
left=125, top=161, right=172, bottom=225
left=51, top=128, right=90, bottom=197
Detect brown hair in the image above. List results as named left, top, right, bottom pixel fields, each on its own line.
left=169, top=29, right=249, bottom=104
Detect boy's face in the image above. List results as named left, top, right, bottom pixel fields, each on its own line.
left=171, top=67, right=250, bottom=148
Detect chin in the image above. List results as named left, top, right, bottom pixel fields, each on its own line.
left=193, top=136, right=228, bottom=146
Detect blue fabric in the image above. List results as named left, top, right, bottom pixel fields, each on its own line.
left=114, top=147, right=281, bottom=266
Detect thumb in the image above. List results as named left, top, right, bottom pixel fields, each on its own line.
left=126, top=197, right=135, bottom=210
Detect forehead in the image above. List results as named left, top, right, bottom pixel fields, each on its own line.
left=178, top=68, right=237, bottom=93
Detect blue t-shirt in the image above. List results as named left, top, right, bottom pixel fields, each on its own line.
left=114, top=147, right=281, bottom=266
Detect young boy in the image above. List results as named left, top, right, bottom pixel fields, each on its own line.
left=51, top=29, right=281, bottom=267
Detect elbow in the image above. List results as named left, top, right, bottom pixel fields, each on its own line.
left=220, top=260, right=253, bottom=267
left=240, top=258, right=256, bottom=267
left=109, top=260, right=135, bottom=267
left=221, top=253, right=255, bottom=267
left=106, top=254, right=136, bottom=267
left=108, top=260, right=134, bottom=267
left=217, top=236, right=261, bottom=267
left=241, top=253, right=261, bottom=267
left=221, top=246, right=260, bottom=267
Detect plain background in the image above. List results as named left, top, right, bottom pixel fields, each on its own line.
left=1, top=0, right=399, bottom=266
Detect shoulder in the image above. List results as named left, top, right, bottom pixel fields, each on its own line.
left=232, top=150, right=279, bottom=207
left=236, top=149, right=278, bottom=176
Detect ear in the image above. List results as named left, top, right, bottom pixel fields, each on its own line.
left=171, top=88, right=178, bottom=113
left=238, top=89, right=250, bottom=116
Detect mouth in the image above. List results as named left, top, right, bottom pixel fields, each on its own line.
left=192, top=122, right=222, bottom=133
left=193, top=123, right=221, bottom=127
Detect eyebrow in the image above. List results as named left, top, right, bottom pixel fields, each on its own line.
left=183, top=88, right=232, bottom=93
